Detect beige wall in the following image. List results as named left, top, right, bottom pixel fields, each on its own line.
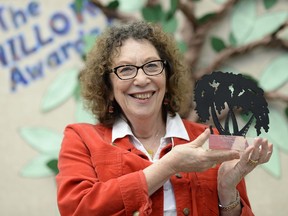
left=1, top=0, right=287, bottom=215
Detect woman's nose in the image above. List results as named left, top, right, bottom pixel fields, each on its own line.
left=133, top=68, right=151, bottom=85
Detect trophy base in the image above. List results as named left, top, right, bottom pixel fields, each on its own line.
left=206, top=134, right=254, bottom=151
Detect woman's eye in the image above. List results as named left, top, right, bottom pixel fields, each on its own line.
left=146, top=63, right=158, bottom=69
left=119, top=66, right=134, bottom=74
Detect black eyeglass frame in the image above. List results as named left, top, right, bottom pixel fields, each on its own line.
left=110, top=59, right=167, bottom=80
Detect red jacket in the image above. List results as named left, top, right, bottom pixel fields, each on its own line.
left=56, top=120, right=254, bottom=216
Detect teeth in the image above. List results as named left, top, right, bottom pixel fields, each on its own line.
left=132, top=93, right=152, bottom=99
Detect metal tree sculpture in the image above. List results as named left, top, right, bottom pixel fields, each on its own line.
left=194, top=71, right=269, bottom=136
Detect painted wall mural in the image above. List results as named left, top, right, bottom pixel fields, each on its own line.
left=1, top=0, right=107, bottom=92
left=1, top=0, right=107, bottom=177
left=2, top=0, right=287, bottom=179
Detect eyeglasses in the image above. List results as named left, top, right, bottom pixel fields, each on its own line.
left=111, top=60, right=166, bottom=80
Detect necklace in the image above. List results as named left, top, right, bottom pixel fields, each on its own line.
left=143, top=129, right=164, bottom=159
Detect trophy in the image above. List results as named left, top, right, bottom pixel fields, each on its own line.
left=194, top=71, right=270, bottom=151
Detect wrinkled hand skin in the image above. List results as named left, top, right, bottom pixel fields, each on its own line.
left=217, top=137, right=273, bottom=205
left=165, top=129, right=240, bottom=174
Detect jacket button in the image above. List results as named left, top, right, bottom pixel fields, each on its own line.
left=133, top=211, right=139, bottom=216
left=183, top=207, right=190, bottom=215
left=175, top=173, right=182, bottom=178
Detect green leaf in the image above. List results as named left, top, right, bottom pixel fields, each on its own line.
left=75, top=99, right=96, bottom=124
left=228, top=32, right=237, bottom=46
left=74, top=0, right=84, bottom=13
left=259, top=54, right=288, bottom=91
left=246, top=104, right=288, bottom=153
left=162, top=16, right=178, bottom=33
left=215, top=0, right=228, bottom=4
left=19, top=127, right=62, bottom=153
left=142, top=4, right=163, bottom=22
left=263, top=0, right=278, bottom=10
left=166, top=0, right=178, bottom=21
left=285, top=106, right=288, bottom=118
left=47, top=159, right=59, bottom=175
left=261, top=145, right=281, bottom=178
left=231, top=0, right=256, bottom=44
left=41, top=68, right=79, bottom=112
left=241, top=73, right=258, bottom=84
left=211, top=36, right=226, bottom=52
left=245, top=106, right=288, bottom=178
left=197, top=12, right=216, bottom=25
left=20, top=154, right=57, bottom=178
left=266, top=106, right=288, bottom=152
left=83, top=34, right=97, bottom=54
left=243, top=12, right=288, bottom=44
left=107, top=0, right=119, bottom=9
left=119, top=0, right=146, bottom=13
left=177, top=40, right=188, bottom=53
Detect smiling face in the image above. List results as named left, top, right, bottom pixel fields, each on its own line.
left=110, top=38, right=166, bottom=123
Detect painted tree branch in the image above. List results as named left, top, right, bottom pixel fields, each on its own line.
left=89, top=0, right=287, bottom=114
left=265, top=91, right=288, bottom=103
left=179, top=0, right=239, bottom=81
left=91, top=0, right=136, bottom=21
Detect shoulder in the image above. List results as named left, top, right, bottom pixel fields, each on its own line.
left=182, top=119, right=208, bottom=134
left=65, top=123, right=108, bottom=132
left=63, top=123, right=112, bottom=141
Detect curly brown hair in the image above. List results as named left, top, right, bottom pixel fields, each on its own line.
left=80, top=21, right=192, bottom=127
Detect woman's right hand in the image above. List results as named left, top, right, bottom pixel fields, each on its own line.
left=164, top=129, right=240, bottom=174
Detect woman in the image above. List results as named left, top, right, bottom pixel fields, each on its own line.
left=56, top=21, right=273, bottom=216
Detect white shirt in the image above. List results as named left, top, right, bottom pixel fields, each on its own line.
left=112, top=113, right=190, bottom=215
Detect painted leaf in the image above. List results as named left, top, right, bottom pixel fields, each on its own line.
left=243, top=12, right=288, bottom=44
left=166, top=0, right=178, bottom=21
left=265, top=106, right=288, bottom=152
left=19, top=127, right=62, bottom=153
left=162, top=16, right=178, bottom=33
left=228, top=32, right=237, bottom=46
left=231, top=0, right=256, bottom=45
left=263, top=0, right=278, bottom=10
left=215, top=0, right=228, bottom=4
left=47, top=159, right=59, bottom=175
left=74, top=0, right=84, bottom=13
left=259, top=54, right=288, bottom=91
left=197, top=13, right=216, bottom=25
left=83, top=34, right=97, bottom=54
left=118, top=0, right=146, bottom=13
left=142, top=4, right=163, bottom=22
left=246, top=105, right=288, bottom=152
left=20, top=154, right=57, bottom=177
left=41, top=68, right=79, bottom=112
left=211, top=36, right=226, bottom=52
left=75, top=99, right=96, bottom=124
left=261, top=145, right=281, bottom=178
left=107, top=0, right=119, bottom=9
left=177, top=40, right=188, bottom=53
left=245, top=129, right=281, bottom=178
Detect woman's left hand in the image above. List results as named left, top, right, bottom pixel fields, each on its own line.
left=217, top=137, right=273, bottom=204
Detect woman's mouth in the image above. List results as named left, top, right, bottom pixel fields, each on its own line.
left=130, top=92, right=154, bottom=100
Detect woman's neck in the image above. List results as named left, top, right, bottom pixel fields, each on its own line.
left=127, top=113, right=166, bottom=159
left=128, top=114, right=166, bottom=139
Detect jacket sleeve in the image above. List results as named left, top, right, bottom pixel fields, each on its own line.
left=56, top=125, right=152, bottom=216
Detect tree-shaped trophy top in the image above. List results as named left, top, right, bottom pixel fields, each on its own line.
left=194, top=71, right=270, bottom=137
